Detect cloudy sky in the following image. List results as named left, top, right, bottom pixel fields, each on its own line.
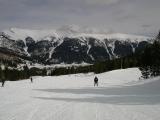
left=0, top=0, right=160, bottom=36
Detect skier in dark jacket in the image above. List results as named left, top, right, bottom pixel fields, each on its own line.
left=30, top=77, right=33, bottom=83
left=94, top=76, right=98, bottom=87
left=1, top=79, right=5, bottom=87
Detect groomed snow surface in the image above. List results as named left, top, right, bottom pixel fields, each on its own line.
left=1, top=68, right=160, bottom=120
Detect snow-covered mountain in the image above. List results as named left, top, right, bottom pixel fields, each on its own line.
left=3, top=27, right=150, bottom=42
left=0, top=26, right=152, bottom=64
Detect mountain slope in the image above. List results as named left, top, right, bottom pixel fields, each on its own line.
left=0, top=27, right=152, bottom=64
left=3, top=27, right=150, bottom=42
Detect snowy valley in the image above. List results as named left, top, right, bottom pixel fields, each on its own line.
left=1, top=0, right=160, bottom=120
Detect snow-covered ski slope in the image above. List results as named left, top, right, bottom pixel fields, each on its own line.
left=1, top=68, right=160, bottom=120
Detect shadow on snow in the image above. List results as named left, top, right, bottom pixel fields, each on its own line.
left=33, top=79, right=160, bottom=105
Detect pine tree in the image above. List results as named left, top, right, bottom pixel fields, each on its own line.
left=156, top=30, right=160, bottom=42
left=140, top=67, right=150, bottom=79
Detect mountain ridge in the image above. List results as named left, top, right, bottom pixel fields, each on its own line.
left=0, top=27, right=153, bottom=64
left=2, top=27, right=151, bottom=42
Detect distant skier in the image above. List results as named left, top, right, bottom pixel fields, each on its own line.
left=1, top=65, right=5, bottom=87
left=1, top=79, right=5, bottom=87
left=30, top=77, right=33, bottom=83
left=94, top=76, right=98, bottom=87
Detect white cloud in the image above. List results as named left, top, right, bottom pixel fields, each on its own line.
left=0, top=0, right=160, bottom=36
left=85, top=0, right=119, bottom=5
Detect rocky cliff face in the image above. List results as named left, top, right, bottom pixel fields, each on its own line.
left=0, top=28, right=152, bottom=64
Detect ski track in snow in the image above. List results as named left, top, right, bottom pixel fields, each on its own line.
left=0, top=68, right=160, bottom=120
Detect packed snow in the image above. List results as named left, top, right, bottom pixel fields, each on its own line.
left=1, top=68, right=160, bottom=120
